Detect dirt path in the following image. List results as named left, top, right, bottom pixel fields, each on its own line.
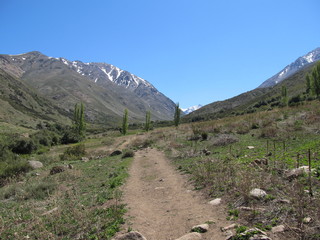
left=122, top=148, right=229, bottom=240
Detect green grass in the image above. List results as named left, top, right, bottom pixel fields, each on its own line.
left=0, top=142, right=133, bottom=240
left=158, top=101, right=320, bottom=239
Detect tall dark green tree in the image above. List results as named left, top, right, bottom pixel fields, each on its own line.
left=281, top=86, right=288, bottom=107
left=122, top=109, right=129, bottom=135
left=174, top=103, right=181, bottom=127
left=145, top=111, right=151, bottom=131
left=79, top=103, right=85, bottom=135
left=311, top=62, right=320, bottom=98
left=73, top=102, right=86, bottom=139
left=306, top=73, right=311, bottom=95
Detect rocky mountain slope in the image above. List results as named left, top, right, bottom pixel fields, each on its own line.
left=258, top=47, right=320, bottom=88
left=0, top=52, right=176, bottom=126
left=0, top=68, right=70, bottom=127
left=185, top=48, right=320, bottom=122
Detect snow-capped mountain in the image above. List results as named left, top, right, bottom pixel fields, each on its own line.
left=57, top=57, right=154, bottom=91
left=182, top=104, right=203, bottom=114
left=0, top=51, right=176, bottom=124
left=258, top=47, right=320, bottom=88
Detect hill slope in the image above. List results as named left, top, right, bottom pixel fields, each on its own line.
left=185, top=61, right=318, bottom=122
left=0, top=52, right=175, bottom=126
left=258, top=47, right=320, bottom=88
left=0, top=69, right=70, bottom=127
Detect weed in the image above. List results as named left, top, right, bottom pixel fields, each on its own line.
left=236, top=225, right=248, bottom=234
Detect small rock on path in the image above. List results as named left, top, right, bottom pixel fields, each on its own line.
left=122, top=148, right=227, bottom=240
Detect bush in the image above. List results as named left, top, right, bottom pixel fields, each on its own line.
left=122, top=150, right=135, bottom=159
left=0, top=160, right=32, bottom=186
left=260, top=126, right=278, bottom=138
left=60, top=144, right=86, bottom=161
left=235, top=122, right=251, bottom=134
left=211, top=134, right=239, bottom=146
left=289, top=95, right=303, bottom=106
left=10, top=138, right=38, bottom=154
left=201, top=132, right=208, bottom=141
left=61, top=130, right=82, bottom=144
left=31, top=130, right=60, bottom=147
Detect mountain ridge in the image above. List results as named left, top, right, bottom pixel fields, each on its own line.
left=185, top=47, right=320, bottom=122
left=258, top=47, right=320, bottom=88
left=0, top=51, right=176, bottom=126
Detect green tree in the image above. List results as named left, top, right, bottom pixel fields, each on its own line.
left=73, top=102, right=86, bottom=139
left=174, top=103, right=181, bottom=127
left=145, top=111, right=151, bottom=131
left=311, top=62, right=320, bottom=98
left=281, top=86, right=288, bottom=107
left=79, top=102, right=86, bottom=136
left=122, top=109, right=129, bottom=135
left=306, top=73, right=311, bottom=95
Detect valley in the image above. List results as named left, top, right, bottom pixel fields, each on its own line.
left=2, top=99, right=320, bottom=239
left=1, top=48, right=320, bottom=240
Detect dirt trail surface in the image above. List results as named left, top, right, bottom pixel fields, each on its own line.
left=121, top=148, right=229, bottom=240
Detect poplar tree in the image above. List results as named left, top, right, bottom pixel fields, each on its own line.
left=145, top=111, right=151, bottom=131
left=79, top=102, right=86, bottom=137
left=73, top=102, right=86, bottom=139
left=122, top=109, right=129, bottom=135
left=311, top=62, right=320, bottom=98
left=174, top=103, right=181, bottom=127
left=281, top=86, right=288, bottom=107
left=306, top=73, right=311, bottom=95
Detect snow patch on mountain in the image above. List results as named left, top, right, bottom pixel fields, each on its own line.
left=182, top=104, right=203, bottom=114
left=55, top=56, right=155, bottom=92
left=258, top=47, right=320, bottom=88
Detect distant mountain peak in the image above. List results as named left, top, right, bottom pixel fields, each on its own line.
left=182, top=104, right=203, bottom=114
left=258, top=47, right=320, bottom=88
left=0, top=51, right=176, bottom=123
left=55, top=57, right=153, bottom=91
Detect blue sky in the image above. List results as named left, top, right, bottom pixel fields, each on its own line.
left=1, top=0, right=319, bottom=109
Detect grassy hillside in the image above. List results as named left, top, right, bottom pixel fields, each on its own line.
left=157, top=101, right=320, bottom=239
left=0, top=69, right=70, bottom=128
left=0, top=52, right=175, bottom=126
left=184, top=61, right=319, bottom=122
left=2, top=99, right=320, bottom=239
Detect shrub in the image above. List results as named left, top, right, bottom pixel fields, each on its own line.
left=31, top=130, right=60, bottom=147
left=61, top=130, right=82, bottom=144
left=60, top=144, right=86, bottom=161
left=260, top=126, right=278, bottom=138
left=0, top=160, right=32, bottom=186
left=211, top=134, right=239, bottom=146
left=10, top=138, right=38, bottom=154
left=0, top=184, right=25, bottom=200
left=235, top=122, right=251, bottom=134
left=24, top=181, right=56, bottom=200
left=201, top=132, right=208, bottom=141
left=122, top=150, right=135, bottom=159
left=289, top=95, right=303, bottom=106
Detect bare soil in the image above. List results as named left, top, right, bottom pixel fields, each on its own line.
left=121, top=147, right=229, bottom=240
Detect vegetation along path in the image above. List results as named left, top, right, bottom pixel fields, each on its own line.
left=120, top=147, right=228, bottom=240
